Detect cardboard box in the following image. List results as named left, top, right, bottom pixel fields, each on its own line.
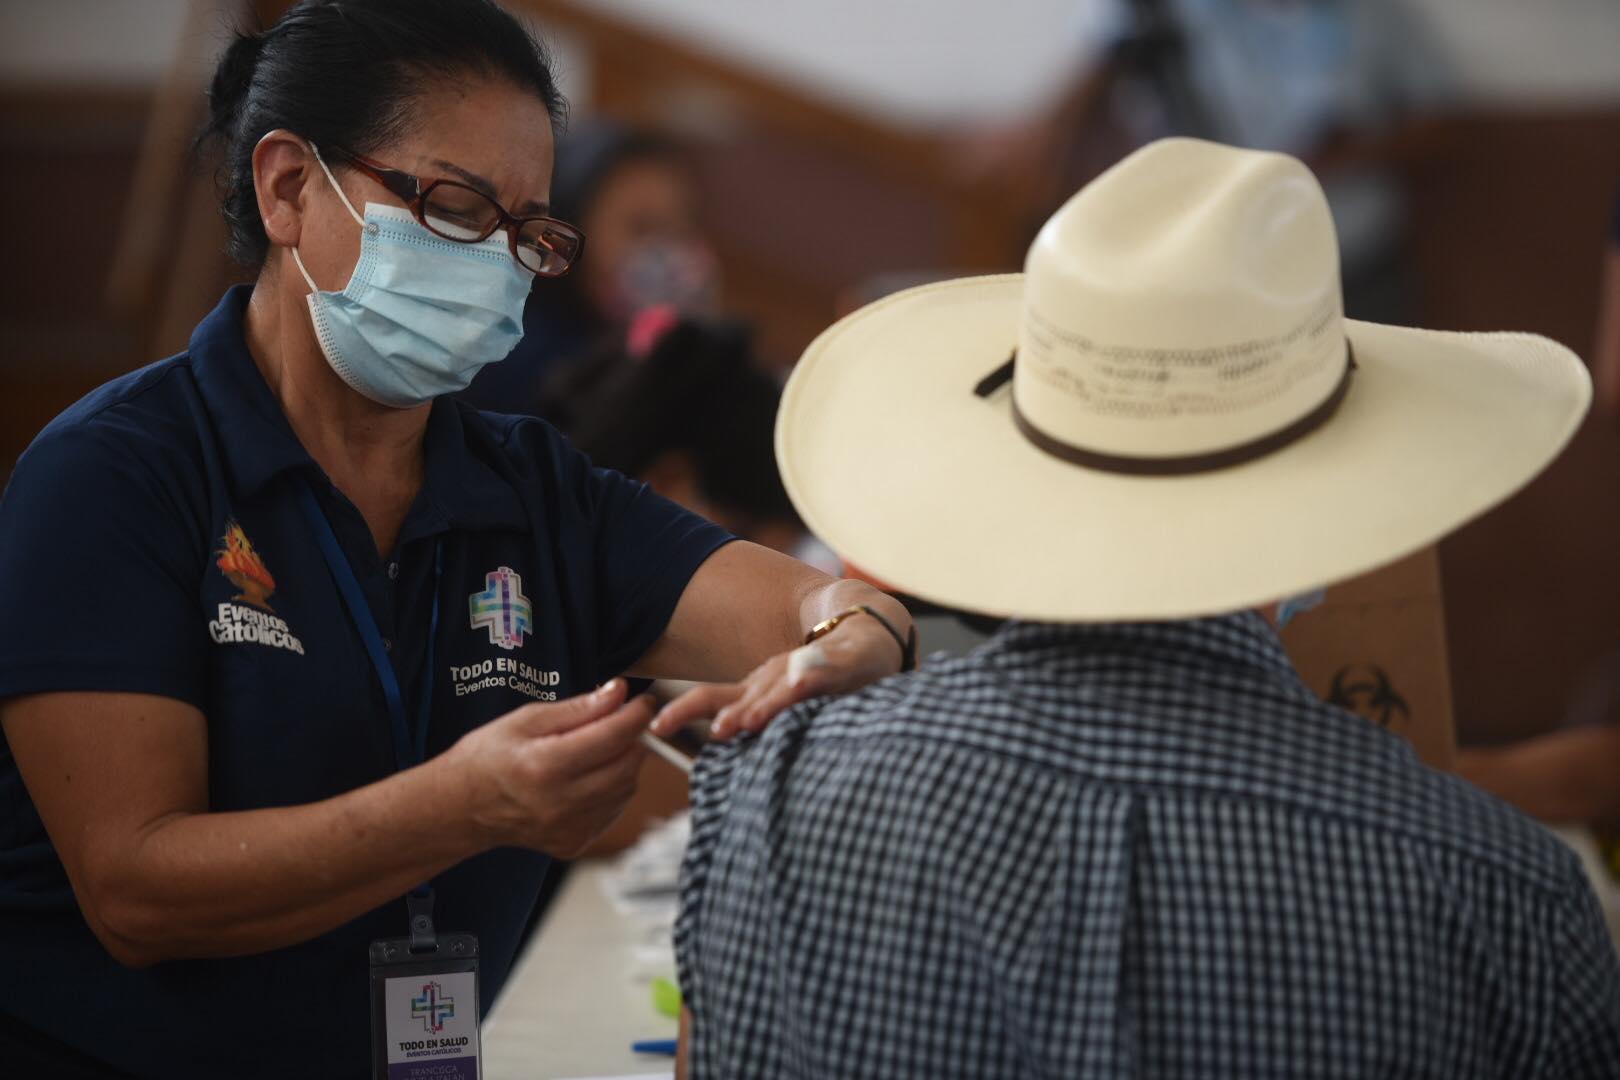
left=1278, top=547, right=1456, bottom=770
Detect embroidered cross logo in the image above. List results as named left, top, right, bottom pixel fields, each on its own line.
left=410, top=981, right=456, bottom=1034
left=469, top=566, right=532, bottom=650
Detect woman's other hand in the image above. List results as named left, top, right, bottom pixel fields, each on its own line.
left=445, top=679, right=650, bottom=857
left=649, top=613, right=904, bottom=740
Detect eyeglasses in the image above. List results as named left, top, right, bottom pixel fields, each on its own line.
left=322, top=145, right=585, bottom=277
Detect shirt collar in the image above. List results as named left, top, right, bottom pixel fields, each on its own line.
left=190, top=285, right=529, bottom=533
left=414, top=399, right=532, bottom=534
left=189, top=285, right=315, bottom=499
left=981, top=611, right=1304, bottom=686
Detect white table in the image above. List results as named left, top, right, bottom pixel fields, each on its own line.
left=483, top=861, right=677, bottom=1080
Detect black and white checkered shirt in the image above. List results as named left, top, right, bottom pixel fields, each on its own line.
left=676, top=614, right=1620, bottom=1078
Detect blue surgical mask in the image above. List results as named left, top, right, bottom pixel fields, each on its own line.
left=1276, top=588, right=1327, bottom=630
left=290, top=148, right=534, bottom=409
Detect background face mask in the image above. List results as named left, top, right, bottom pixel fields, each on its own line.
left=291, top=150, right=535, bottom=408
left=1276, top=588, right=1328, bottom=630
left=606, top=237, right=719, bottom=322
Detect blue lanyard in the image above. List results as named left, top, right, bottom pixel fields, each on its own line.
left=297, top=483, right=441, bottom=773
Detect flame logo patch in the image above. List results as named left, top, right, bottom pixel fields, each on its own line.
left=216, top=521, right=277, bottom=611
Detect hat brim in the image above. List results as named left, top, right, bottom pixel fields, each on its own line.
left=776, top=275, right=1591, bottom=620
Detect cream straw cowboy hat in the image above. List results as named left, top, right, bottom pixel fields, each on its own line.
left=776, top=138, right=1590, bottom=620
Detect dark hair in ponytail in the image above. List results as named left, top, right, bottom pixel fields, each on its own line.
left=196, top=0, right=566, bottom=267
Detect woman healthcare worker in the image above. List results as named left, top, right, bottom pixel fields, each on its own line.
left=0, top=2, right=914, bottom=1076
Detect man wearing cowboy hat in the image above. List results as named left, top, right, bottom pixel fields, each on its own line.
left=672, top=138, right=1620, bottom=1078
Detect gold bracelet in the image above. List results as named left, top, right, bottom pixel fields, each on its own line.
left=804, top=604, right=917, bottom=672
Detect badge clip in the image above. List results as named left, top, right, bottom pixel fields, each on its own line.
left=407, top=887, right=437, bottom=953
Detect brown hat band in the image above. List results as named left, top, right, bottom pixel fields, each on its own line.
left=976, top=344, right=1357, bottom=477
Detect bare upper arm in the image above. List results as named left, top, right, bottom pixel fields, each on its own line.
left=1, top=691, right=207, bottom=919
left=629, top=540, right=830, bottom=683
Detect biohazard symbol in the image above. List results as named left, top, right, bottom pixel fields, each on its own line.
left=1327, top=664, right=1410, bottom=728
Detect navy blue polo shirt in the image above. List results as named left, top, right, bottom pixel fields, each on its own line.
left=0, top=285, right=733, bottom=1078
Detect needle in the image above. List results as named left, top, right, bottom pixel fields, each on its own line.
left=638, top=731, right=693, bottom=774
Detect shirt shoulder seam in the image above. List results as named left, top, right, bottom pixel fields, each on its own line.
left=35, top=356, right=196, bottom=442
left=775, top=721, right=1580, bottom=900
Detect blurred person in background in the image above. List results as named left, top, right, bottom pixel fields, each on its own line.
left=538, top=308, right=806, bottom=557
left=964, top=0, right=1449, bottom=322
left=459, top=121, right=720, bottom=412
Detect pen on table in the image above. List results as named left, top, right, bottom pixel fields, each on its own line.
left=631, top=1038, right=678, bottom=1055
left=638, top=731, right=693, bottom=774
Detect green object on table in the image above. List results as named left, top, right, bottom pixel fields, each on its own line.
left=652, top=976, right=682, bottom=1018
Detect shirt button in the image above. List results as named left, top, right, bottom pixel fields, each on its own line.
left=387, top=562, right=400, bottom=580
left=383, top=637, right=393, bottom=652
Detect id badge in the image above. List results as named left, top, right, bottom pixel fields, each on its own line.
left=370, top=932, right=481, bottom=1079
